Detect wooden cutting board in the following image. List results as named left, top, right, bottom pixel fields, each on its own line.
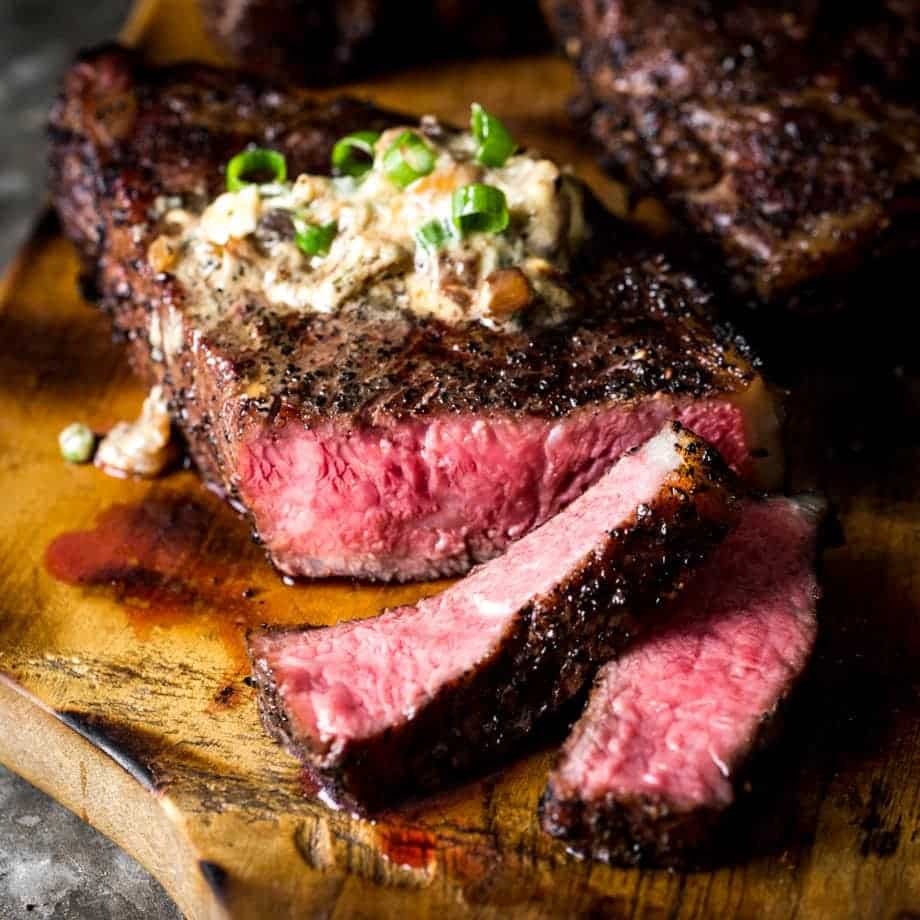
left=2, top=1, right=920, bottom=917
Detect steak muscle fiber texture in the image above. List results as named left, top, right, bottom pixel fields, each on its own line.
left=540, top=495, right=824, bottom=867
left=248, top=424, right=740, bottom=811
left=543, top=0, right=920, bottom=309
left=50, top=46, right=781, bottom=582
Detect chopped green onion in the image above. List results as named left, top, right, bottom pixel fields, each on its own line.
left=59, top=422, right=96, bottom=464
left=225, top=148, right=287, bottom=192
left=294, top=218, right=338, bottom=256
left=331, top=130, right=381, bottom=178
left=470, top=103, right=516, bottom=168
left=452, top=183, right=509, bottom=236
left=383, top=131, right=436, bottom=189
left=415, top=219, right=454, bottom=252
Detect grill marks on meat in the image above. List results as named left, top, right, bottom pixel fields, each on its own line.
left=540, top=495, right=823, bottom=867
left=49, top=46, right=781, bottom=581
left=543, top=0, right=920, bottom=306
left=247, top=424, right=740, bottom=810
left=198, top=0, right=549, bottom=84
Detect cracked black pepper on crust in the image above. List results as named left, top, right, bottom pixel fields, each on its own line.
left=48, top=47, right=769, bottom=489
left=542, top=0, right=920, bottom=308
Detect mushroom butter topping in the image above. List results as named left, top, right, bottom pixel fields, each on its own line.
left=149, top=105, right=588, bottom=329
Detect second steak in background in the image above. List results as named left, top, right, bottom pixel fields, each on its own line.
left=543, top=0, right=920, bottom=310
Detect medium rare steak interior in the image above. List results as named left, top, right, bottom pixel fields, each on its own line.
left=50, top=46, right=780, bottom=582
left=541, top=495, right=823, bottom=866
left=248, top=424, right=740, bottom=810
left=543, top=0, right=920, bottom=307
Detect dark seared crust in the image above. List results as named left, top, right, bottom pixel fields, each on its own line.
left=538, top=689, right=796, bottom=868
left=539, top=790, right=723, bottom=869
left=48, top=45, right=402, bottom=283
left=247, top=425, right=741, bottom=812
left=543, top=0, right=920, bottom=306
left=538, top=494, right=827, bottom=868
left=540, top=718, right=764, bottom=868
left=48, top=46, right=763, bottom=503
left=199, top=0, right=549, bottom=84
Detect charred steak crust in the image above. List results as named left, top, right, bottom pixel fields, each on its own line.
left=47, top=45, right=402, bottom=493
left=50, top=46, right=779, bottom=580
left=248, top=425, right=741, bottom=811
left=199, top=0, right=549, bottom=84
left=539, top=495, right=825, bottom=867
left=48, top=46, right=757, bottom=422
left=543, top=0, right=920, bottom=306
left=539, top=787, right=726, bottom=870
left=538, top=689, right=801, bottom=869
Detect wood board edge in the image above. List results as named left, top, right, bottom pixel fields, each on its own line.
left=0, top=672, right=227, bottom=920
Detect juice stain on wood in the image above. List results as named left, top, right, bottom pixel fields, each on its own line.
left=376, top=825, right=438, bottom=871
left=43, top=493, right=262, bottom=669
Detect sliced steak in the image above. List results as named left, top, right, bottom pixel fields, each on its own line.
left=199, top=0, right=549, bottom=84
left=49, top=46, right=781, bottom=582
left=540, top=495, right=823, bottom=866
left=543, top=0, right=920, bottom=308
left=248, top=424, right=740, bottom=810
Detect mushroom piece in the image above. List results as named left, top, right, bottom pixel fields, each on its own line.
left=480, top=267, right=533, bottom=319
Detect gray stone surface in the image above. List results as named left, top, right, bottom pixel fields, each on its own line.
left=0, top=766, right=182, bottom=919
left=0, top=0, right=130, bottom=267
left=1, top=3, right=182, bottom=918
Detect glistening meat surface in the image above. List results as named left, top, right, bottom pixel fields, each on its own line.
left=248, top=424, right=739, bottom=810
left=50, top=46, right=781, bottom=582
left=540, top=495, right=823, bottom=866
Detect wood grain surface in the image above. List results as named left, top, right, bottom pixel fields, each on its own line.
left=1, top=1, right=920, bottom=917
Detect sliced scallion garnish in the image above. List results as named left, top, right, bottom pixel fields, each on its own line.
left=470, top=103, right=516, bottom=168
left=383, top=131, right=436, bottom=189
left=294, top=218, right=338, bottom=256
left=59, top=422, right=96, bottom=464
left=452, top=183, right=509, bottom=237
left=225, top=148, right=287, bottom=192
left=415, top=218, right=454, bottom=252
left=331, top=130, right=381, bottom=178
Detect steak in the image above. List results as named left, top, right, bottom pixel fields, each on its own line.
left=540, top=495, right=823, bottom=866
left=543, top=0, right=920, bottom=308
left=199, top=0, right=549, bottom=84
left=49, top=46, right=781, bottom=582
left=247, top=424, right=740, bottom=810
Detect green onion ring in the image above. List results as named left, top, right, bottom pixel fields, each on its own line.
left=452, top=183, right=509, bottom=236
left=58, top=422, right=96, bottom=464
left=415, top=219, right=454, bottom=252
left=383, top=131, right=436, bottom=189
left=331, top=131, right=381, bottom=178
left=470, top=103, right=517, bottom=168
left=225, top=148, right=287, bottom=192
left=294, top=218, right=338, bottom=257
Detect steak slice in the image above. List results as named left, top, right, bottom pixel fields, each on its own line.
left=543, top=0, right=920, bottom=308
left=540, top=495, right=823, bottom=867
left=49, top=46, right=781, bottom=582
left=199, top=0, right=549, bottom=84
left=247, top=423, right=740, bottom=810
